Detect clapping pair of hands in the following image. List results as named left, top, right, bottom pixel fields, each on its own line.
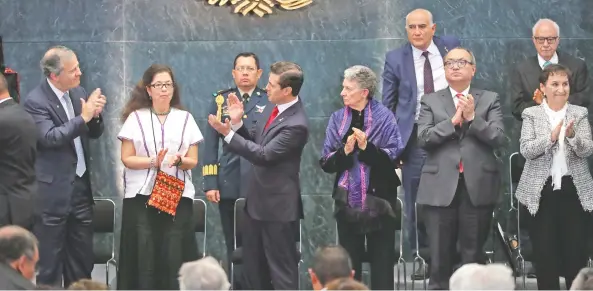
left=551, top=120, right=576, bottom=142
left=344, top=128, right=367, bottom=155
left=154, top=148, right=183, bottom=168
left=451, top=94, right=476, bottom=125
left=80, top=88, right=107, bottom=122
left=207, top=92, right=244, bottom=136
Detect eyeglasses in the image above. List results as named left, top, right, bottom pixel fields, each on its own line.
left=149, top=83, right=174, bottom=90
left=444, top=59, right=474, bottom=68
left=234, top=66, right=256, bottom=73
left=534, top=36, right=558, bottom=44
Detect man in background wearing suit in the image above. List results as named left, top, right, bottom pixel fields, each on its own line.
left=208, top=61, right=308, bottom=290
left=382, top=8, right=460, bottom=280
left=0, top=74, right=37, bottom=230
left=512, top=18, right=590, bottom=120
left=23, top=46, right=106, bottom=287
left=509, top=18, right=590, bottom=278
left=417, top=47, right=505, bottom=290
left=202, top=52, right=270, bottom=288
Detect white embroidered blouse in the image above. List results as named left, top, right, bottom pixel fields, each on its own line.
left=117, top=108, right=203, bottom=199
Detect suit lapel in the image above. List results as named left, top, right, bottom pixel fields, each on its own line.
left=403, top=45, right=418, bottom=99
left=433, top=36, right=451, bottom=58
left=70, top=90, right=82, bottom=116
left=262, top=101, right=300, bottom=137
left=469, top=88, right=483, bottom=109
left=526, top=57, right=542, bottom=92
left=442, top=88, right=456, bottom=118
left=41, top=80, right=69, bottom=124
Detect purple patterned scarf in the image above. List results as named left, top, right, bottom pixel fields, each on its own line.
left=321, top=99, right=403, bottom=210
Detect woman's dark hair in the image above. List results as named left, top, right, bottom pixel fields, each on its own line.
left=121, top=64, right=184, bottom=122
left=539, top=63, right=572, bottom=86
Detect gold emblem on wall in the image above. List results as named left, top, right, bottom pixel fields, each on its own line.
left=207, top=0, right=312, bottom=17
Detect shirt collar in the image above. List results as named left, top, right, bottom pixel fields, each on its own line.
left=538, top=52, right=559, bottom=69
left=238, top=87, right=256, bottom=99
left=277, top=96, right=299, bottom=114
left=47, top=79, right=67, bottom=99
left=0, top=98, right=12, bottom=105
left=449, top=86, right=470, bottom=97
left=412, top=40, right=440, bottom=59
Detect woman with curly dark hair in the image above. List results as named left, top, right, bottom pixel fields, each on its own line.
left=116, top=64, right=204, bottom=290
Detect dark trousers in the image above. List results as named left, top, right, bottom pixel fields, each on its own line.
left=34, top=173, right=93, bottom=287
left=402, top=127, right=428, bottom=255
left=242, top=210, right=299, bottom=290
left=337, top=217, right=396, bottom=290
left=424, top=176, right=494, bottom=290
left=528, top=176, right=589, bottom=290
left=219, top=198, right=242, bottom=288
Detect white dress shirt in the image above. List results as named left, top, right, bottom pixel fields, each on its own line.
left=0, top=97, right=11, bottom=105
left=538, top=52, right=559, bottom=69
left=412, top=40, right=448, bottom=120
left=542, top=99, right=569, bottom=190
left=224, top=96, right=299, bottom=143
left=449, top=86, right=470, bottom=108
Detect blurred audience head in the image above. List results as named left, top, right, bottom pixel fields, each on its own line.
left=309, top=245, right=354, bottom=290
left=178, top=256, right=230, bottom=290
left=450, top=263, right=514, bottom=290
left=0, top=225, right=39, bottom=283
left=570, top=267, right=593, bottom=290
left=325, top=277, right=368, bottom=290
left=67, top=279, right=108, bottom=290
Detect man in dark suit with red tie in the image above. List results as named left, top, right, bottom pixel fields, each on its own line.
left=208, top=61, right=309, bottom=290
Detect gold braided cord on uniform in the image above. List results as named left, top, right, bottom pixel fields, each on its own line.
left=202, top=164, right=218, bottom=176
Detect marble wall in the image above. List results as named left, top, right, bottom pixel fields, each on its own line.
left=2, top=0, right=593, bottom=288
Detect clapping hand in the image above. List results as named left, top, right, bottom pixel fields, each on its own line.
left=226, top=92, right=244, bottom=124
left=207, top=115, right=232, bottom=136
left=565, top=120, right=575, bottom=138
left=458, top=94, right=475, bottom=121
left=156, top=148, right=169, bottom=168
left=352, top=127, right=368, bottom=150
left=551, top=120, right=563, bottom=142
left=533, top=89, right=544, bottom=105
left=344, top=134, right=356, bottom=155
left=167, top=153, right=183, bottom=168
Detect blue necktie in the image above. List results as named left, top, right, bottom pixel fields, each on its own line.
left=63, top=92, right=87, bottom=177
left=543, top=61, right=552, bottom=68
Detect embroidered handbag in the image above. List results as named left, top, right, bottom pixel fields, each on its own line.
left=146, top=111, right=189, bottom=217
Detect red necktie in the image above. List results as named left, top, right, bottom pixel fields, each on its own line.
left=455, top=93, right=464, bottom=173
left=264, top=106, right=279, bottom=130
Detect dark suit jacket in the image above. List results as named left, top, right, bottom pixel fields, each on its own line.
left=511, top=50, right=590, bottom=121
left=417, top=88, right=505, bottom=207
left=23, top=80, right=104, bottom=216
left=0, top=99, right=37, bottom=229
left=382, top=35, right=461, bottom=148
left=0, top=263, right=35, bottom=290
left=227, top=99, right=309, bottom=222
left=202, top=87, right=270, bottom=199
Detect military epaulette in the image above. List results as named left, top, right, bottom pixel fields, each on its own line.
left=202, top=164, right=218, bottom=176
left=212, top=88, right=235, bottom=97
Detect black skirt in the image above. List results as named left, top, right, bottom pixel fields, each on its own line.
left=117, top=194, right=199, bottom=290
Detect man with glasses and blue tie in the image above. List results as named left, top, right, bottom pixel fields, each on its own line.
left=202, top=52, right=269, bottom=289
left=23, top=46, right=105, bottom=288
left=509, top=18, right=590, bottom=279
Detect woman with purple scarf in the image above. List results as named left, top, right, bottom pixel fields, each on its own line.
left=320, top=65, right=404, bottom=290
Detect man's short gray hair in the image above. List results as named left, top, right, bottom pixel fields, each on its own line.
left=405, top=9, right=434, bottom=26
left=178, top=256, right=230, bottom=290
left=40, top=45, right=75, bottom=77
left=533, top=18, right=560, bottom=37
left=449, top=263, right=514, bottom=290
left=343, top=65, right=377, bottom=98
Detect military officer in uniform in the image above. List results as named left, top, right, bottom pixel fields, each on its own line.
left=202, top=52, right=270, bottom=288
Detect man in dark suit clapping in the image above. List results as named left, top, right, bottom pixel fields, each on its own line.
left=382, top=8, right=460, bottom=279
left=208, top=61, right=308, bottom=290
left=0, top=74, right=37, bottom=230
left=23, top=46, right=106, bottom=287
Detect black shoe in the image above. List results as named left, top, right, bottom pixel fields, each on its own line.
left=411, top=263, right=429, bottom=280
